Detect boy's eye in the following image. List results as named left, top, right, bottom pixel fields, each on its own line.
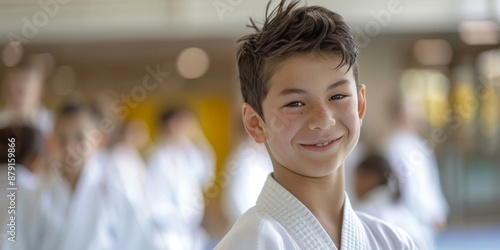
left=285, top=101, right=304, bottom=107
left=330, top=94, right=346, bottom=100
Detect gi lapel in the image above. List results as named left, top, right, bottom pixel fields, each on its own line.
left=257, top=175, right=337, bottom=250
left=339, top=194, right=369, bottom=250
left=60, top=155, right=108, bottom=250
left=257, top=174, right=370, bottom=250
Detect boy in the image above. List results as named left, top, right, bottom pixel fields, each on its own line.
left=216, top=0, right=417, bottom=249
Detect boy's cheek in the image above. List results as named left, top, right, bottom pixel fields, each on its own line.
left=263, top=114, right=287, bottom=135
left=338, top=102, right=361, bottom=122
left=264, top=115, right=298, bottom=141
left=340, top=114, right=360, bottom=133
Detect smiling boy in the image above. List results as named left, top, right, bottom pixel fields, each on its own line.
left=215, top=1, right=417, bottom=249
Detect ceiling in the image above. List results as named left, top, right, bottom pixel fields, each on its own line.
left=0, top=0, right=499, bottom=44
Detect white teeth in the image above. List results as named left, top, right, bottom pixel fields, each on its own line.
left=314, top=141, right=331, bottom=147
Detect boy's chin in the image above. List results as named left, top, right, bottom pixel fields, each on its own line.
left=291, top=164, right=343, bottom=178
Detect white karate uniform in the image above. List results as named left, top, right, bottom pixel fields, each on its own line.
left=1, top=154, right=150, bottom=250
left=216, top=174, right=418, bottom=250
left=354, top=185, right=433, bottom=250
left=146, top=139, right=214, bottom=250
left=106, top=143, right=147, bottom=204
left=222, top=139, right=273, bottom=225
left=0, top=164, right=40, bottom=246
left=386, top=129, right=449, bottom=238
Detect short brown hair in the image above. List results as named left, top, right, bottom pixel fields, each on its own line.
left=0, top=126, right=43, bottom=165
left=237, top=0, right=359, bottom=119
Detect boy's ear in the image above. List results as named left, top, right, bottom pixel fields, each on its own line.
left=358, top=84, right=366, bottom=125
left=242, top=103, right=266, bottom=143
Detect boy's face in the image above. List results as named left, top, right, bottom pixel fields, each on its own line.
left=243, top=53, right=366, bottom=178
left=52, top=114, right=99, bottom=175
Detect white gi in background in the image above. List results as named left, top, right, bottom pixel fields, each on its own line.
left=216, top=174, right=417, bottom=250
left=147, top=138, right=215, bottom=250
left=386, top=129, right=449, bottom=241
left=1, top=154, right=150, bottom=250
left=354, top=185, right=433, bottom=250
left=106, top=142, right=147, bottom=204
left=0, top=164, right=41, bottom=245
left=222, top=138, right=273, bottom=225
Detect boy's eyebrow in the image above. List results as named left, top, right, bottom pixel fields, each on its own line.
left=326, top=79, right=350, bottom=91
left=278, top=79, right=351, bottom=96
left=278, top=88, right=307, bottom=96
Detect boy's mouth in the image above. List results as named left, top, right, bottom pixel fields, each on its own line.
left=300, top=136, right=342, bottom=152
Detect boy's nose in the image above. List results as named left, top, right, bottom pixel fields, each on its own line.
left=308, top=104, right=335, bottom=130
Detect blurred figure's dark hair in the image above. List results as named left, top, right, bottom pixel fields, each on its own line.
left=357, top=153, right=401, bottom=202
left=57, top=98, right=103, bottom=125
left=0, top=126, right=43, bottom=166
left=159, top=107, right=192, bottom=126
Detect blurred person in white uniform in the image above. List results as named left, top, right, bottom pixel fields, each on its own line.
left=89, top=91, right=155, bottom=243
left=354, top=153, right=433, bottom=250
left=2, top=101, right=150, bottom=250
left=106, top=120, right=150, bottom=205
left=385, top=93, right=449, bottom=247
left=0, top=126, right=44, bottom=245
left=91, top=90, right=150, bottom=203
left=147, top=107, right=216, bottom=250
left=0, top=59, right=54, bottom=136
left=222, top=127, right=273, bottom=226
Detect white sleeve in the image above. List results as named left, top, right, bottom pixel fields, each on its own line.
left=424, top=151, right=449, bottom=223
left=109, top=185, right=152, bottom=250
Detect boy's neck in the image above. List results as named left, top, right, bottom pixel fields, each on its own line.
left=273, top=163, right=345, bottom=248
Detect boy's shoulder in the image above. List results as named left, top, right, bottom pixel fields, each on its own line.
left=215, top=206, right=300, bottom=250
left=355, top=210, right=418, bottom=249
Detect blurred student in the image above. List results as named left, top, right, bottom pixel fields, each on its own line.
left=222, top=127, right=273, bottom=225
left=0, top=60, right=54, bottom=136
left=91, top=90, right=149, bottom=204
left=354, top=153, right=432, bottom=250
left=106, top=120, right=149, bottom=204
left=0, top=126, right=44, bottom=243
left=147, top=107, right=215, bottom=250
left=2, top=101, right=149, bottom=250
left=385, top=93, right=449, bottom=246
